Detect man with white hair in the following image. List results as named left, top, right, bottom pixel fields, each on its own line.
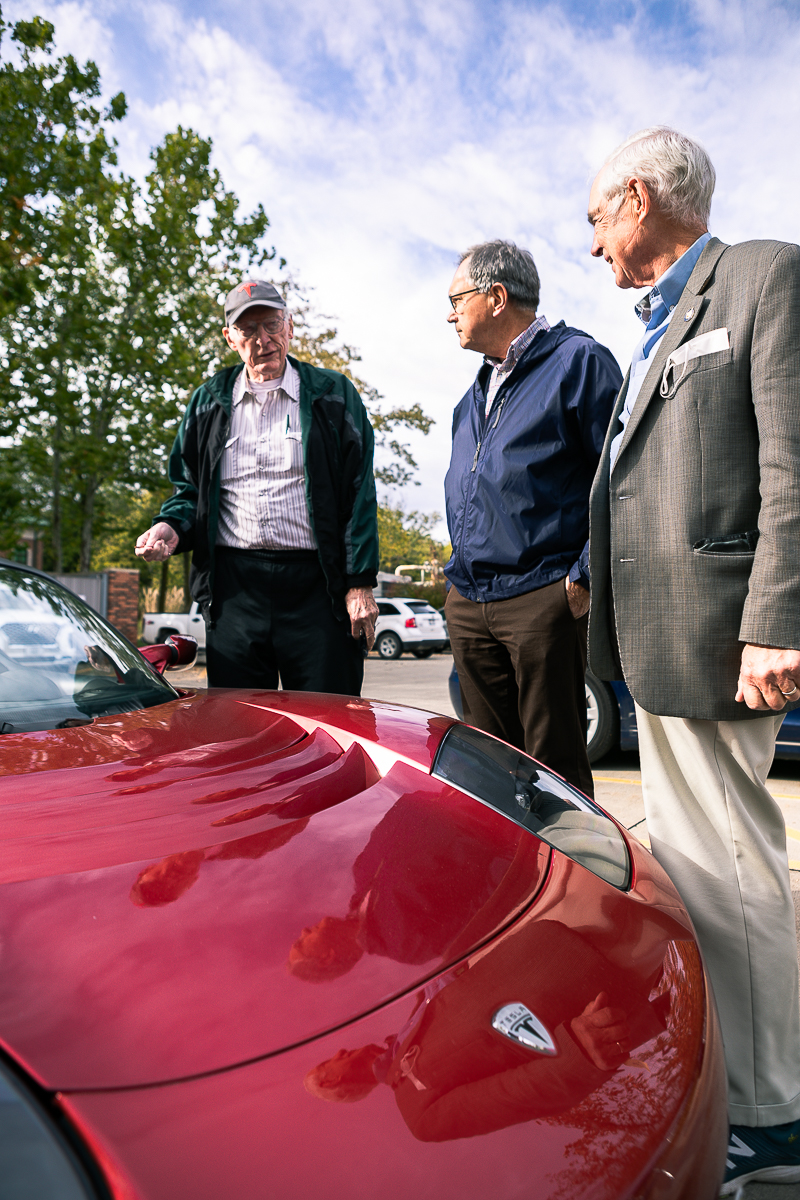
left=588, top=126, right=800, bottom=1191
left=135, top=279, right=379, bottom=695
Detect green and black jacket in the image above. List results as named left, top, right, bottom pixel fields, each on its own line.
left=157, top=357, right=379, bottom=623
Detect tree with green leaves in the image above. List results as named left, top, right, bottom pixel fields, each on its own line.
left=377, top=504, right=449, bottom=574
left=0, top=7, right=436, bottom=593
left=1, top=119, right=275, bottom=571
left=0, top=8, right=125, bottom=315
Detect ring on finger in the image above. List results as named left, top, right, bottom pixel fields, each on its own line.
left=780, top=685, right=800, bottom=697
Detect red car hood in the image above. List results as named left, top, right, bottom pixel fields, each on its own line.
left=0, top=689, right=546, bottom=1090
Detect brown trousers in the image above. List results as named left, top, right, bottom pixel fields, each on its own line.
left=445, top=579, right=592, bottom=796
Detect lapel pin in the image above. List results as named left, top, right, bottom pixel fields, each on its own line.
left=684, top=307, right=695, bottom=321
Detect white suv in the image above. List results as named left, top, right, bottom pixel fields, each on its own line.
left=374, top=598, right=447, bottom=659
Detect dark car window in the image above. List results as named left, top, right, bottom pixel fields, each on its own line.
left=377, top=602, right=398, bottom=616
left=0, top=565, right=177, bottom=735
left=405, top=602, right=436, bottom=614
left=432, top=724, right=631, bottom=890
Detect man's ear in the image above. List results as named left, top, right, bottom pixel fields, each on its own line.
left=627, top=177, right=651, bottom=225
left=489, top=282, right=509, bottom=317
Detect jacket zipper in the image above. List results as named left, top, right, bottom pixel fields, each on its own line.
left=470, top=394, right=506, bottom=471
left=456, top=388, right=507, bottom=594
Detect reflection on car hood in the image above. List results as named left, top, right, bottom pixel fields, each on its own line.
left=0, top=689, right=547, bottom=1090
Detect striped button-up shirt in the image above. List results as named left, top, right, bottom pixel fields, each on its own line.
left=216, top=361, right=318, bottom=551
left=484, top=314, right=551, bottom=415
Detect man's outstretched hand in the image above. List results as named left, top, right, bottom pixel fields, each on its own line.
left=135, top=523, right=179, bottom=563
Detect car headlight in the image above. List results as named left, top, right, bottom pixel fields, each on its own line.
left=0, top=1060, right=98, bottom=1198
left=432, top=724, right=631, bottom=890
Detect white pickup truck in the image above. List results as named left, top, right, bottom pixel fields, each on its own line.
left=141, top=602, right=206, bottom=651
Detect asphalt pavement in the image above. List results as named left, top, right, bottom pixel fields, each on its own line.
left=178, top=650, right=800, bottom=1197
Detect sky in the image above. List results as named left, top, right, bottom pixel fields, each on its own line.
left=5, top=0, right=800, bottom=536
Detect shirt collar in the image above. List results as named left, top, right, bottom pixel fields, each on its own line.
left=484, top=314, right=550, bottom=371
left=234, top=358, right=300, bottom=406
left=635, top=232, right=712, bottom=327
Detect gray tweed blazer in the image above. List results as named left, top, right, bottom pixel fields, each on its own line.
left=588, top=236, right=800, bottom=720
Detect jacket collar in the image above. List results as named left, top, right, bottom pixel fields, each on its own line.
left=610, top=236, right=728, bottom=473
left=473, top=320, right=573, bottom=405
left=204, top=353, right=340, bottom=416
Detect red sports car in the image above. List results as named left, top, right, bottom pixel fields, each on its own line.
left=0, top=561, right=726, bottom=1199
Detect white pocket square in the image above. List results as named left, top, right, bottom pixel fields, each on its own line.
left=660, top=327, right=730, bottom=395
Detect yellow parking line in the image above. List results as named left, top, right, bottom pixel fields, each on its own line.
left=786, top=828, right=800, bottom=871
left=593, top=776, right=642, bottom=786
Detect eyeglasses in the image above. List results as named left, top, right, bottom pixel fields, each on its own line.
left=232, top=315, right=286, bottom=339
left=448, top=288, right=481, bottom=312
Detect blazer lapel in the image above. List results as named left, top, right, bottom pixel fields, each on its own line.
left=610, top=237, right=729, bottom=473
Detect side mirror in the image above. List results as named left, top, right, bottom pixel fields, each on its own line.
left=140, top=636, right=198, bottom=675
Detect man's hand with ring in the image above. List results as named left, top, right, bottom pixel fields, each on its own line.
left=736, top=643, right=800, bottom=710
left=135, top=523, right=179, bottom=563
left=345, top=587, right=379, bottom=650
left=569, top=991, right=629, bottom=1071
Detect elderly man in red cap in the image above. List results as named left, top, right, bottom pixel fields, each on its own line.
left=136, top=279, right=379, bottom=694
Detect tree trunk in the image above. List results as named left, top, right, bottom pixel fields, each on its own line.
left=51, top=438, right=63, bottom=573
left=182, top=551, right=191, bottom=611
left=157, top=558, right=169, bottom=613
left=78, top=478, right=97, bottom=571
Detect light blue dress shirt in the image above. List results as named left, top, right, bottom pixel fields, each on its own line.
left=609, top=232, right=711, bottom=469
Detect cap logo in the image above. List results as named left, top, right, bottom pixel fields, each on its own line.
left=238, top=282, right=257, bottom=297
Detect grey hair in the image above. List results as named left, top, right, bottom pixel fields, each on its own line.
left=460, top=240, right=540, bottom=311
left=599, top=126, right=715, bottom=228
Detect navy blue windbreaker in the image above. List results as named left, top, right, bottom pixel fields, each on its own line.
left=444, top=322, right=622, bottom=602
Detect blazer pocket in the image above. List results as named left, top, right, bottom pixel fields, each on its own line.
left=660, top=348, right=733, bottom=398
left=693, top=529, right=759, bottom=556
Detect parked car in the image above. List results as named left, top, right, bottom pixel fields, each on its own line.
left=374, top=597, right=447, bottom=659
left=0, top=574, right=78, bottom=671
left=141, top=599, right=206, bottom=651
left=0, top=559, right=727, bottom=1200
left=450, top=665, right=800, bottom=762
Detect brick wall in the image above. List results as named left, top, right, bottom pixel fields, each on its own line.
left=106, top=569, right=140, bottom=644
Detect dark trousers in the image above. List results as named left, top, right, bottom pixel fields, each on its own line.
left=445, top=579, right=593, bottom=796
left=206, top=548, right=364, bottom=695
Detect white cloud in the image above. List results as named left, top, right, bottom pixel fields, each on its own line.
left=5, top=0, right=800, bottom=534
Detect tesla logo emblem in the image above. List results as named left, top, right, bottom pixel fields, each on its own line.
left=238, top=282, right=256, bottom=296
left=492, top=1004, right=557, bottom=1055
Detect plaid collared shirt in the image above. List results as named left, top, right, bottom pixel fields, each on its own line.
left=484, top=314, right=550, bottom=415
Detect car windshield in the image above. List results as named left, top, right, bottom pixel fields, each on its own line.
left=0, top=565, right=178, bottom=734
left=405, top=602, right=436, bottom=613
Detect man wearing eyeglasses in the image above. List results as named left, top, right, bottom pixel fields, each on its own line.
left=444, top=240, right=622, bottom=795
left=135, top=279, right=379, bottom=695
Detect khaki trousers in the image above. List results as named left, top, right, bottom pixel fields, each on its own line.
left=635, top=704, right=800, bottom=1125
